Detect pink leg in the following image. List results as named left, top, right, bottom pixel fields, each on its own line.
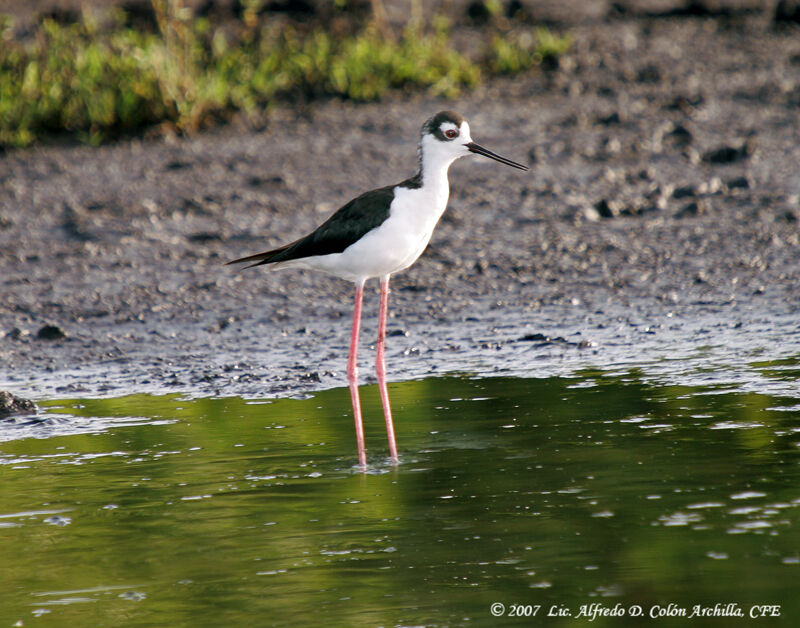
left=376, top=276, right=399, bottom=463
left=348, top=281, right=367, bottom=468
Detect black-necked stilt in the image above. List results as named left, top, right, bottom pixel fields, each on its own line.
left=227, top=111, right=528, bottom=468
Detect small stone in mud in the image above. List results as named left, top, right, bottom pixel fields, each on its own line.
left=85, top=200, right=110, bottom=212
left=702, top=143, right=751, bottom=164
left=164, top=159, right=192, bottom=171
left=518, top=333, right=580, bottom=347
left=62, top=202, right=97, bottom=242
left=675, top=199, right=711, bottom=218
left=637, top=64, right=661, bottom=83
left=672, top=185, right=697, bottom=199
left=596, top=111, right=621, bottom=125
left=664, top=123, right=693, bottom=146
left=0, top=391, right=38, bottom=418
left=594, top=198, right=622, bottom=218
left=519, top=333, right=549, bottom=342
left=727, top=176, right=750, bottom=190
left=8, top=327, right=28, bottom=340
left=218, top=316, right=236, bottom=330
left=699, top=177, right=723, bottom=195
left=664, top=93, right=705, bottom=112
left=187, top=232, right=222, bottom=243
left=247, top=175, right=285, bottom=188
left=36, top=324, right=67, bottom=340
left=580, top=206, right=601, bottom=222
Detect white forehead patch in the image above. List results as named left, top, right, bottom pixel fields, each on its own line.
left=460, top=121, right=471, bottom=141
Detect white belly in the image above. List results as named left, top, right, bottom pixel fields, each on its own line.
left=280, top=183, right=449, bottom=282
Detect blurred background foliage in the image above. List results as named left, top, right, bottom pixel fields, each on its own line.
left=0, top=0, right=571, bottom=147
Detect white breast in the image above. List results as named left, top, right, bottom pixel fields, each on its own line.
left=288, top=180, right=450, bottom=282
left=353, top=180, right=450, bottom=275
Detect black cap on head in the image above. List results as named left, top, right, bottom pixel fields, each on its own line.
left=422, top=111, right=465, bottom=141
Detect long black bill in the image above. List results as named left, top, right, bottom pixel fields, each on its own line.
left=466, top=142, right=529, bottom=171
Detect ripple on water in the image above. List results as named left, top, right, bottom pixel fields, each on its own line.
left=0, top=369, right=797, bottom=625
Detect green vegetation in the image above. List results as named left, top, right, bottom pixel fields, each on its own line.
left=490, top=26, right=573, bottom=74
left=0, top=3, right=571, bottom=147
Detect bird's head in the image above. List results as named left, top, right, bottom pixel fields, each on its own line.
left=419, top=110, right=529, bottom=172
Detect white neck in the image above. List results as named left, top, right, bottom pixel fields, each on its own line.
left=415, top=135, right=469, bottom=203
left=414, top=120, right=473, bottom=191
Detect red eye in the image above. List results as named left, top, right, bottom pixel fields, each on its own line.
left=445, top=129, right=458, bottom=139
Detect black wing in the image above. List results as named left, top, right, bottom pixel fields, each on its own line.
left=226, top=184, right=397, bottom=269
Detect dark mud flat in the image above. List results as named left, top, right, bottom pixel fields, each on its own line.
left=2, top=6, right=800, bottom=400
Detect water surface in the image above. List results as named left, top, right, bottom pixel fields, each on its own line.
left=1, top=364, right=799, bottom=626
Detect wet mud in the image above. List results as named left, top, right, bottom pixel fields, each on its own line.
left=1, top=3, right=799, bottom=400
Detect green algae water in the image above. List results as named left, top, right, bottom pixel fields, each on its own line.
left=1, top=364, right=800, bottom=626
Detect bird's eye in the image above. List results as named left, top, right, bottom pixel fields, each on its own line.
left=444, top=129, right=458, bottom=139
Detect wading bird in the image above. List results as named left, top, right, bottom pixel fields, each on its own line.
left=227, top=111, right=528, bottom=468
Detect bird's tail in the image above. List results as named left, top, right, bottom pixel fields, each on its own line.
left=225, top=244, right=291, bottom=270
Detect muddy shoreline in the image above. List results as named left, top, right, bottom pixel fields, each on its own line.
left=2, top=7, right=800, bottom=401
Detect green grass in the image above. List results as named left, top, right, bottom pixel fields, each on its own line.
left=0, top=7, right=571, bottom=148
left=490, top=27, right=573, bottom=75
